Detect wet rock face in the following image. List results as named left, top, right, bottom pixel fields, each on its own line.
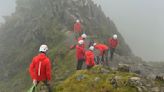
left=127, top=77, right=149, bottom=92
left=110, top=76, right=124, bottom=88
left=110, top=75, right=163, bottom=92
left=155, top=76, right=164, bottom=81
left=128, top=77, right=142, bottom=86
left=100, top=68, right=110, bottom=74
left=118, top=64, right=130, bottom=72
left=151, top=87, right=160, bottom=92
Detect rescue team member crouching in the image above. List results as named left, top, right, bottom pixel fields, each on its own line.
left=93, top=43, right=109, bottom=65
left=85, top=46, right=95, bottom=69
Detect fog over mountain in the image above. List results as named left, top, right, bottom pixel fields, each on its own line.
left=0, top=0, right=15, bottom=23
left=1, top=0, right=164, bottom=61
left=95, top=0, right=164, bottom=61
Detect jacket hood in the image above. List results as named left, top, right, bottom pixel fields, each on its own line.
left=37, top=53, right=47, bottom=61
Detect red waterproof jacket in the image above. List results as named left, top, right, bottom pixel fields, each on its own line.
left=74, top=22, right=81, bottom=32
left=29, top=53, right=52, bottom=81
left=85, top=50, right=95, bottom=66
left=108, top=38, right=118, bottom=48
left=94, top=44, right=109, bottom=55
left=78, top=37, right=83, bottom=41
left=76, top=45, right=85, bottom=60
left=94, top=44, right=109, bottom=53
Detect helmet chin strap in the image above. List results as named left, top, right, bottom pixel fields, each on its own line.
left=40, top=51, right=46, bottom=54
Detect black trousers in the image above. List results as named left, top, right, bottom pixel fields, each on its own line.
left=77, top=59, right=85, bottom=70
left=44, top=81, right=51, bottom=92
left=95, top=56, right=100, bottom=64
left=95, top=50, right=109, bottom=65
left=110, top=48, right=115, bottom=61
left=87, top=65, right=93, bottom=70
left=101, top=50, right=109, bottom=65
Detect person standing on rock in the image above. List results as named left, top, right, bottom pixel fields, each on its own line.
left=85, top=46, right=95, bottom=69
left=108, top=34, right=119, bottom=61
left=29, top=44, right=52, bottom=92
left=76, top=40, right=86, bottom=70
left=93, top=43, right=109, bottom=65
left=74, top=19, right=82, bottom=40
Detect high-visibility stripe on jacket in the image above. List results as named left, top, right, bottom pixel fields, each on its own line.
left=29, top=53, right=52, bottom=81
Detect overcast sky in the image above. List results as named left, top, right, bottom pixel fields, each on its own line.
left=94, top=0, right=164, bottom=61
left=0, top=0, right=15, bottom=22
left=0, top=0, right=164, bottom=61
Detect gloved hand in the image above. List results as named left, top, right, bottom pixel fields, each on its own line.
left=33, top=79, right=37, bottom=86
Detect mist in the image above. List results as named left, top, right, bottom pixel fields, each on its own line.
left=0, top=0, right=15, bottom=23
left=95, top=0, right=164, bottom=61
left=1, top=0, right=164, bottom=61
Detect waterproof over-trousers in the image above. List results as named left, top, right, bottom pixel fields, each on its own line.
left=77, top=59, right=85, bottom=70
left=110, top=48, right=115, bottom=61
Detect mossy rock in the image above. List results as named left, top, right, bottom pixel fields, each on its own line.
left=54, top=65, right=139, bottom=92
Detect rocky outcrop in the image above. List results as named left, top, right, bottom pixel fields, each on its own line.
left=55, top=65, right=164, bottom=92
left=118, top=63, right=130, bottom=72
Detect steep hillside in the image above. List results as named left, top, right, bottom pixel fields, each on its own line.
left=0, top=0, right=132, bottom=91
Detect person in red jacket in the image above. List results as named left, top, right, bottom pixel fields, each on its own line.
left=108, top=34, right=119, bottom=60
left=76, top=40, right=85, bottom=70
left=85, top=46, right=95, bottom=69
left=93, top=43, right=109, bottom=65
left=29, top=44, right=52, bottom=92
left=74, top=19, right=82, bottom=39
left=70, top=34, right=87, bottom=50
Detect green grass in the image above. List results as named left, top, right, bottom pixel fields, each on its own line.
left=54, top=66, right=138, bottom=92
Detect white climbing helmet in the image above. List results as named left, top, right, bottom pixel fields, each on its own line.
left=81, top=34, right=87, bottom=38
left=93, top=43, right=97, bottom=46
left=39, top=44, right=48, bottom=52
left=76, top=19, right=80, bottom=23
left=89, top=46, right=94, bottom=51
left=78, top=40, right=84, bottom=45
left=113, top=34, right=118, bottom=39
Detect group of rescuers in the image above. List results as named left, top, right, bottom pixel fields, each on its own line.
left=29, top=19, right=118, bottom=92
